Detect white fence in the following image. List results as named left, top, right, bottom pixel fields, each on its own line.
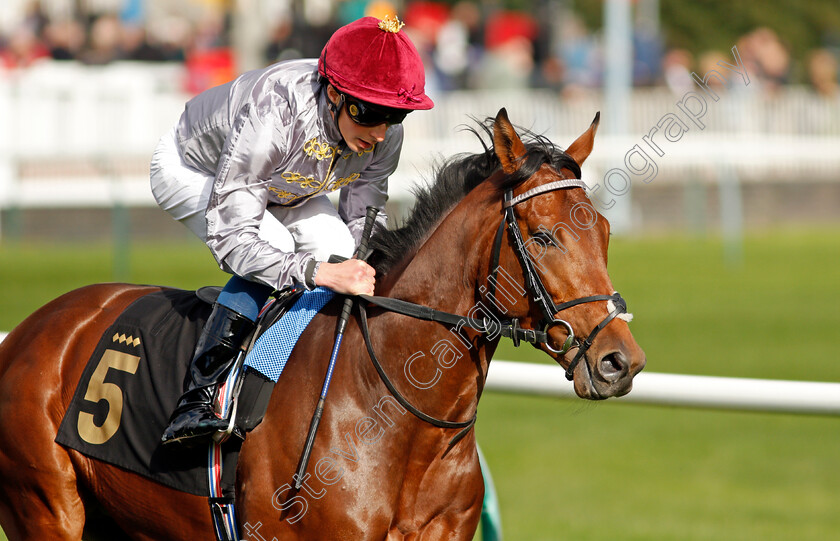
left=486, top=360, right=840, bottom=416
left=0, top=62, right=186, bottom=209
left=1, top=60, right=840, bottom=215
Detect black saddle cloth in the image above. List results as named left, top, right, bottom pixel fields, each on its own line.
left=55, top=287, right=234, bottom=497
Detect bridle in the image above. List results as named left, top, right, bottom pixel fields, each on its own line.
left=356, top=173, right=629, bottom=441
left=487, top=178, right=629, bottom=381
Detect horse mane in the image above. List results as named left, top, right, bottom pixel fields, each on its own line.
left=368, top=117, right=582, bottom=276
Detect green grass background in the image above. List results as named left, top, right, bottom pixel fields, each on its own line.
left=1, top=228, right=839, bottom=540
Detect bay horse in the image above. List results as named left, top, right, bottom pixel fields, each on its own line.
left=0, top=109, right=644, bottom=540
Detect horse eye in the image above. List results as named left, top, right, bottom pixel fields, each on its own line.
left=533, top=231, right=559, bottom=248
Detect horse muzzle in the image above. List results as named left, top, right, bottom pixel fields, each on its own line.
left=574, top=342, right=646, bottom=400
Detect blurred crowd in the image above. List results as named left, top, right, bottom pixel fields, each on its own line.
left=1, top=0, right=838, bottom=98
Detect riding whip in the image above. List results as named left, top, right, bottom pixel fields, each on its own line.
left=294, top=206, right=379, bottom=489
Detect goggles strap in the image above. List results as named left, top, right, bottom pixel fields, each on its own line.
left=330, top=93, right=345, bottom=135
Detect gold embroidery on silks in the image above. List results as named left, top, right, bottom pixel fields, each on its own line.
left=273, top=137, right=368, bottom=204
left=302, top=137, right=376, bottom=162
left=278, top=171, right=362, bottom=193
left=303, top=138, right=336, bottom=161
left=268, top=186, right=296, bottom=202
left=281, top=171, right=322, bottom=190
left=329, top=173, right=361, bottom=190
left=270, top=170, right=363, bottom=205
left=269, top=190, right=308, bottom=205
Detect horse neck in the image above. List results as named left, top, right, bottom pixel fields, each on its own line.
left=370, top=183, right=502, bottom=418
left=388, top=182, right=500, bottom=316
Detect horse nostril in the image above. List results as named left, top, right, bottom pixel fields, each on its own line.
left=599, top=351, right=628, bottom=380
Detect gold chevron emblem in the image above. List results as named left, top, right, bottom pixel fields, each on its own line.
left=112, top=333, right=141, bottom=348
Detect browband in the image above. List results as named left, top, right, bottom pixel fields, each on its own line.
left=503, top=179, right=588, bottom=208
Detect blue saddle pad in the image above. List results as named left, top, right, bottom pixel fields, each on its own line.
left=244, top=287, right=335, bottom=381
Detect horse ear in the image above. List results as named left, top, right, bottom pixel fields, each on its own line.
left=565, top=112, right=600, bottom=168
left=493, top=108, right=528, bottom=174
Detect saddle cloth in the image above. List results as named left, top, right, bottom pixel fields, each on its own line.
left=55, top=286, right=337, bottom=497
left=55, top=288, right=218, bottom=495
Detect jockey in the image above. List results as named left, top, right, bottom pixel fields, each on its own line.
left=150, top=16, right=433, bottom=446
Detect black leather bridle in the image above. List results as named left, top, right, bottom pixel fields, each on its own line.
left=486, top=178, right=629, bottom=381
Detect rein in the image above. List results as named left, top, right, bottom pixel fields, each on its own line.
left=354, top=176, right=629, bottom=443
left=357, top=301, right=477, bottom=447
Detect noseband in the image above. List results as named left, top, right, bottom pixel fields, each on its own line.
left=488, top=179, right=628, bottom=380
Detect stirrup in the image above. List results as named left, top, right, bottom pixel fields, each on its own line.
left=161, top=400, right=229, bottom=446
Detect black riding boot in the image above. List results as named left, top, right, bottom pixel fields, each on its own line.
left=160, top=303, right=255, bottom=446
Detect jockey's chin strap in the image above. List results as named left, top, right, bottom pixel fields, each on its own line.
left=354, top=176, right=629, bottom=445
left=325, top=82, right=345, bottom=135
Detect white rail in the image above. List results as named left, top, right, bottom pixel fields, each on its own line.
left=0, top=329, right=835, bottom=416
left=486, top=360, right=840, bottom=416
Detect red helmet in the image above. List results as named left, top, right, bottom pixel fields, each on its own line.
left=319, top=16, right=434, bottom=110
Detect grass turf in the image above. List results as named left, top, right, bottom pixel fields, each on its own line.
left=1, top=227, right=839, bottom=540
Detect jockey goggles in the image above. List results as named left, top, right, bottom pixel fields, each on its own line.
left=342, top=93, right=409, bottom=127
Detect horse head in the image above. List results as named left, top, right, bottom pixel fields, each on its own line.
left=486, top=108, right=645, bottom=399
left=370, top=108, right=644, bottom=402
